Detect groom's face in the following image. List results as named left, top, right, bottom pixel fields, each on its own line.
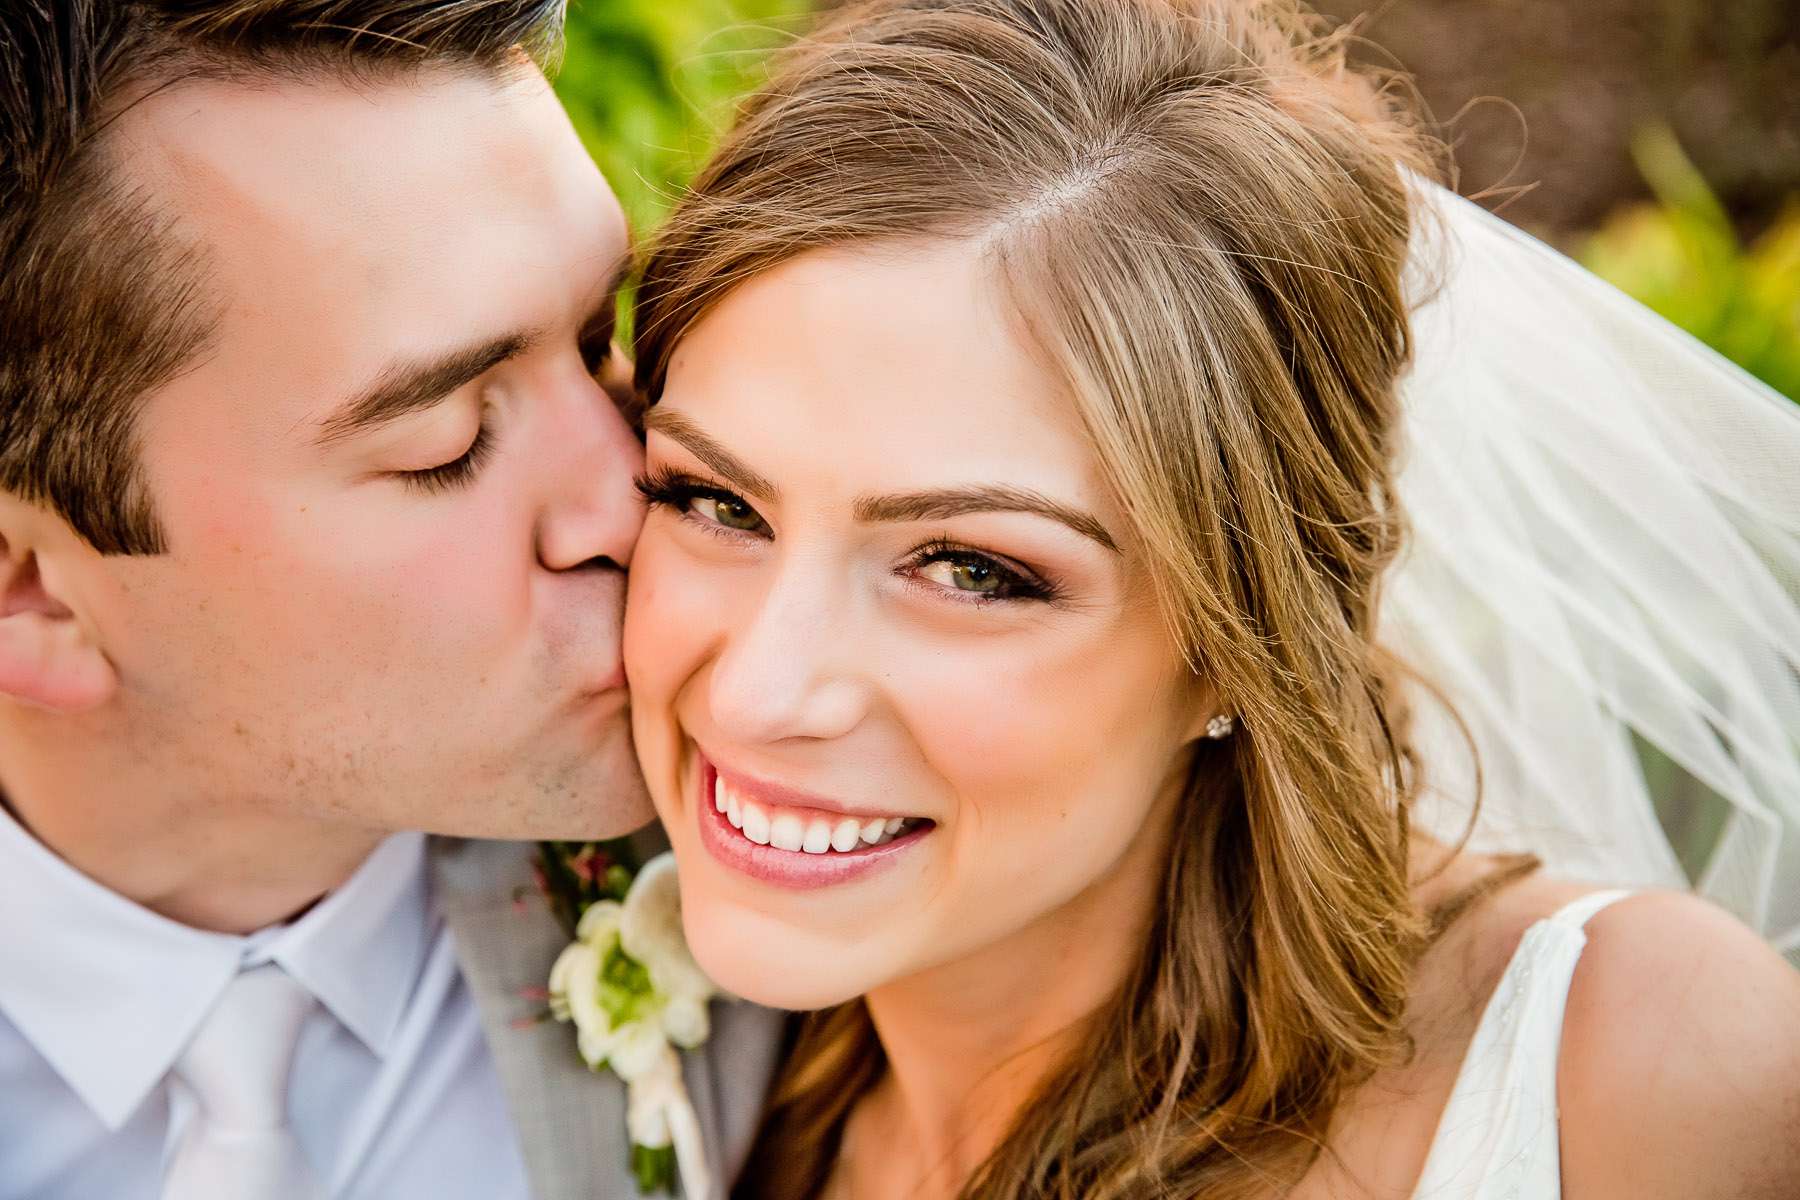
left=72, top=66, right=653, bottom=838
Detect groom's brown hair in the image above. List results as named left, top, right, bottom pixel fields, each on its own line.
left=0, top=0, right=567, bottom=555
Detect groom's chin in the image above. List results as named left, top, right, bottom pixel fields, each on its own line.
left=519, top=737, right=658, bottom=843
left=518, top=691, right=658, bottom=840
left=404, top=712, right=658, bottom=843
left=561, top=770, right=658, bottom=842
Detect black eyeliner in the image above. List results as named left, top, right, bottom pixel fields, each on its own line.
left=906, top=537, right=1060, bottom=603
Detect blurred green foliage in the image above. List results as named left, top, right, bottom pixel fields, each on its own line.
left=1584, top=125, right=1800, bottom=401
left=553, top=0, right=812, bottom=238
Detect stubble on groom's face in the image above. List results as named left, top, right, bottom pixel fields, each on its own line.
left=78, top=65, right=655, bottom=840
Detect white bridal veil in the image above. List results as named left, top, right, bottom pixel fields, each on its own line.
left=1389, top=184, right=1800, bottom=960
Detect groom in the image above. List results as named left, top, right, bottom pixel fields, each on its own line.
left=0, top=2, right=777, bottom=1197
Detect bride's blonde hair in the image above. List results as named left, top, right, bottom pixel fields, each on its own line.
left=633, top=1, right=1447, bottom=1194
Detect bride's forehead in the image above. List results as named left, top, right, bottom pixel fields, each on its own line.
left=662, top=246, right=1102, bottom=492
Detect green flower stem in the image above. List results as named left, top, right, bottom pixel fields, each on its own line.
left=632, top=1142, right=677, bottom=1195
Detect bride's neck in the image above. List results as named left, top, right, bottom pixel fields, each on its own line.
left=848, top=795, right=1176, bottom=1198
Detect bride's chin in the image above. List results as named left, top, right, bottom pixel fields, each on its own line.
left=683, top=908, right=880, bottom=1012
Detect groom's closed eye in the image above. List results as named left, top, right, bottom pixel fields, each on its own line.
left=313, top=256, right=630, bottom=449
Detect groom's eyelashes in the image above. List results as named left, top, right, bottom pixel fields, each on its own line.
left=398, top=412, right=497, bottom=495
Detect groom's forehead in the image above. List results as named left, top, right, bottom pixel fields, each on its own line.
left=111, top=67, right=623, bottom=421
left=118, top=67, right=596, bottom=270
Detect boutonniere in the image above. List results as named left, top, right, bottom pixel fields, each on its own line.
left=533, top=841, right=718, bottom=1197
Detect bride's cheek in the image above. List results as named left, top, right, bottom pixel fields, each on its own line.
left=624, top=535, right=717, bottom=688
left=623, top=536, right=725, bottom=809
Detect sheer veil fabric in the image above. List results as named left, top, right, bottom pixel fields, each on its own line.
left=1389, top=184, right=1800, bottom=959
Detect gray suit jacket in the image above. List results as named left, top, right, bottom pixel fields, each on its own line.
left=430, top=837, right=786, bottom=1200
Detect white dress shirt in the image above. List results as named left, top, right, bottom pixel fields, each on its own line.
left=0, top=809, right=531, bottom=1200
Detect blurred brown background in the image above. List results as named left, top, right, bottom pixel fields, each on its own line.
left=1311, top=0, right=1800, bottom=241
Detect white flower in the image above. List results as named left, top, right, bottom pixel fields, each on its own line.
left=620, top=853, right=716, bottom=1010
left=545, top=852, right=718, bottom=1197
left=627, top=1042, right=711, bottom=1197
left=660, top=993, right=710, bottom=1050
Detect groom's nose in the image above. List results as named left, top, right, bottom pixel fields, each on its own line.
left=534, top=372, right=645, bottom=573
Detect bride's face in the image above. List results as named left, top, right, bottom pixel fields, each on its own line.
left=624, top=240, right=1206, bottom=1009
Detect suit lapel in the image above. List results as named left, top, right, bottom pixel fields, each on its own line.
left=430, top=836, right=787, bottom=1200
left=431, top=837, right=634, bottom=1200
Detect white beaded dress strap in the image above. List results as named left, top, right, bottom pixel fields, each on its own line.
left=1407, top=888, right=1637, bottom=1199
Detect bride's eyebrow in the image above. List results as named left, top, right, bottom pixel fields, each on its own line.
left=645, top=409, right=1116, bottom=551
left=856, top=487, right=1119, bottom=553
left=644, top=408, right=780, bottom=501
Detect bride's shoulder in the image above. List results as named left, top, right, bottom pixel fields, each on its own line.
left=1551, top=887, right=1800, bottom=1200
left=1305, top=864, right=1798, bottom=1200
left=1422, top=862, right=1800, bottom=1200
left=1418, top=863, right=1800, bottom=1200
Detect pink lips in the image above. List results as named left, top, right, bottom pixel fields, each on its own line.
left=694, top=756, right=930, bottom=890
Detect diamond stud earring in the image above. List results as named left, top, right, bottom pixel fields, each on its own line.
left=1204, top=714, right=1235, bottom=740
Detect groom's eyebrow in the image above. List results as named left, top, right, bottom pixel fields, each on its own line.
left=316, top=334, right=532, bottom=447
left=315, top=257, right=630, bottom=447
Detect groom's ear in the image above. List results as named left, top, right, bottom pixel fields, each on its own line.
left=0, top=497, right=117, bottom=714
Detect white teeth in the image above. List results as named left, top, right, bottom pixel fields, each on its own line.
left=741, top=801, right=771, bottom=845
left=768, top=813, right=805, bottom=852
left=713, top=774, right=921, bottom=854
left=802, top=819, right=834, bottom=854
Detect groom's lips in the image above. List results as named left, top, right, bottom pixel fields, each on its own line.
left=574, top=665, right=628, bottom=705
left=694, top=755, right=928, bottom=890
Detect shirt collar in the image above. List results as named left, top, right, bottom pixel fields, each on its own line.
left=0, top=808, right=430, bottom=1132
left=252, top=832, right=432, bottom=1058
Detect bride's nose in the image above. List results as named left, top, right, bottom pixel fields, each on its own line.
left=705, top=564, right=871, bottom=745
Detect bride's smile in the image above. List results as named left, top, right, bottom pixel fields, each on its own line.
left=698, top=752, right=934, bottom=884
left=624, top=241, right=1209, bottom=1013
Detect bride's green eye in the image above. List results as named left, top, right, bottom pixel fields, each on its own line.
left=921, top=557, right=1003, bottom=595
left=634, top=469, right=772, bottom=538
left=693, top=494, right=766, bottom=532
left=911, top=545, right=1054, bottom=602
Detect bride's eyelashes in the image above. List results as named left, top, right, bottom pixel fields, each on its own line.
left=904, top=539, right=1060, bottom=604
left=634, top=466, right=1063, bottom=604
left=635, top=465, right=773, bottom=539
left=397, top=412, right=497, bottom=495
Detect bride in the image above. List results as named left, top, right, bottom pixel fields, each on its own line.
left=618, top=0, right=1800, bottom=1196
